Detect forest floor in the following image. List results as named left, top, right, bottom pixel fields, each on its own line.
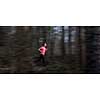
left=32, top=56, right=84, bottom=74
left=0, top=56, right=85, bottom=74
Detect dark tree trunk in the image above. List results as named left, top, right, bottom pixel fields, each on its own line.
left=68, top=26, right=72, bottom=63
left=61, top=26, right=65, bottom=58
left=50, top=27, right=55, bottom=58
left=76, top=26, right=83, bottom=66
left=85, top=27, right=100, bottom=73
left=14, top=26, right=32, bottom=73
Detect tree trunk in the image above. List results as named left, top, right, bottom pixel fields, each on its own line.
left=14, top=26, right=32, bottom=73
left=68, top=26, right=72, bottom=63
left=76, top=26, right=82, bottom=66
left=50, top=27, right=55, bottom=58
left=61, top=26, right=65, bottom=58
left=85, top=27, right=100, bottom=73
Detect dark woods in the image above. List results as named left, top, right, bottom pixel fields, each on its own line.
left=0, top=26, right=99, bottom=74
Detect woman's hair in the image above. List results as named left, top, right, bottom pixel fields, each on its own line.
left=42, top=42, right=47, bottom=48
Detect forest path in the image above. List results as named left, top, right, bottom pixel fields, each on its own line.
left=0, top=56, right=82, bottom=74
left=32, top=59, right=82, bottom=74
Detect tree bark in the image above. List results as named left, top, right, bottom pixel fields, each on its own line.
left=61, top=26, right=66, bottom=58
left=85, top=27, right=100, bottom=73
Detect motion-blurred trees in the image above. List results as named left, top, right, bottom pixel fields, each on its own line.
left=85, top=27, right=100, bottom=73
left=0, top=26, right=100, bottom=73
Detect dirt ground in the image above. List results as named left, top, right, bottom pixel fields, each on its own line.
left=0, top=56, right=85, bottom=74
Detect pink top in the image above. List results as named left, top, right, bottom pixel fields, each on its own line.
left=39, top=46, right=47, bottom=55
